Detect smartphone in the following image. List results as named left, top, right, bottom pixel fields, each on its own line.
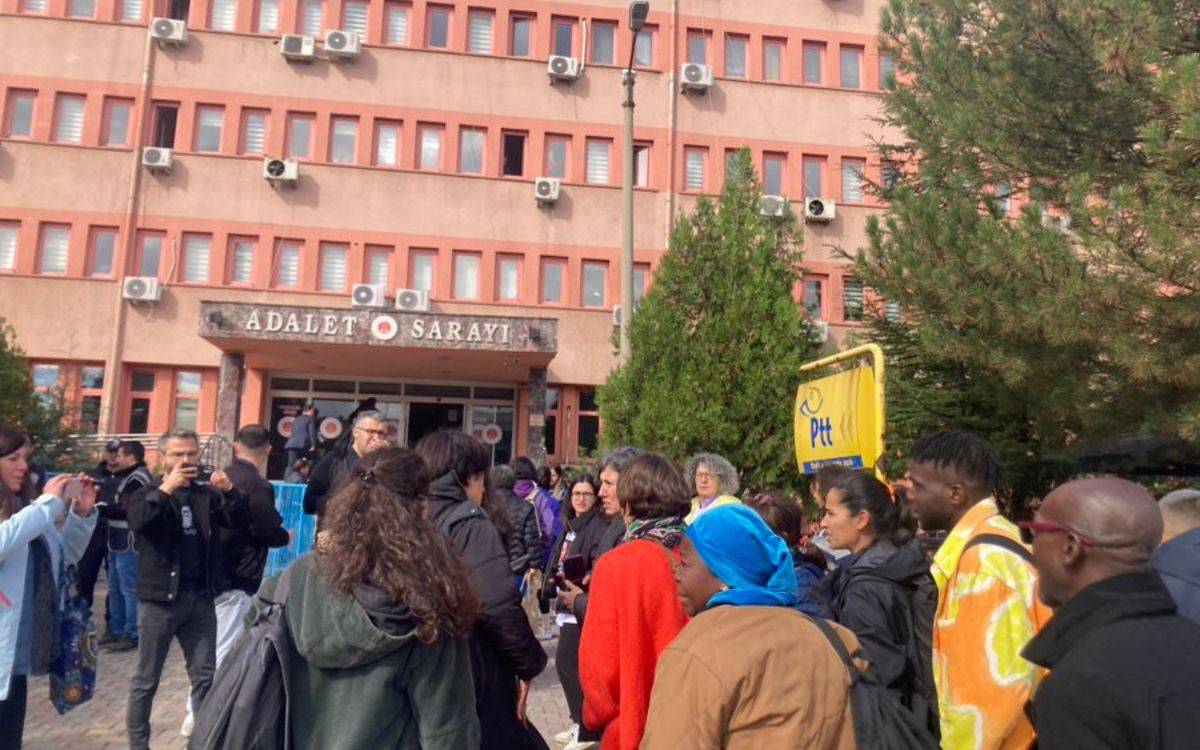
left=185, top=463, right=215, bottom=483
left=562, top=555, right=586, bottom=585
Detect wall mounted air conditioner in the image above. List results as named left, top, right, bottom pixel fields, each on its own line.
left=263, top=157, right=299, bottom=187
left=760, top=195, right=789, bottom=218
left=149, top=17, right=186, bottom=46
left=534, top=177, right=561, bottom=205
left=547, top=55, right=582, bottom=82
left=141, top=147, right=174, bottom=173
left=280, top=34, right=316, bottom=61
left=812, top=321, right=829, bottom=343
left=122, top=276, right=163, bottom=302
left=394, top=288, right=430, bottom=312
left=804, top=197, right=837, bottom=223
left=680, top=62, right=713, bottom=92
left=351, top=284, right=388, bottom=308
left=324, top=30, right=361, bottom=58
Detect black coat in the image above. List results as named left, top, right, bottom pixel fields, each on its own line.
left=540, top=506, right=610, bottom=604
left=301, top=445, right=359, bottom=525
left=1023, top=570, right=1200, bottom=750
left=499, top=487, right=540, bottom=574
left=220, top=458, right=290, bottom=595
left=128, top=481, right=245, bottom=602
left=426, top=473, right=548, bottom=750
left=570, top=515, right=625, bottom=622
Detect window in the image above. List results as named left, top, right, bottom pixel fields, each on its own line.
left=173, top=371, right=201, bottom=431
left=300, top=0, right=323, bottom=36
left=385, top=2, right=408, bottom=44
left=53, top=95, right=85, bottom=144
left=633, top=264, right=649, bottom=303
left=38, top=224, right=69, bottom=275
left=119, top=0, right=142, bottom=19
left=468, top=9, right=493, bottom=53
left=634, top=26, right=654, bottom=66
left=33, top=364, right=59, bottom=410
left=582, top=261, right=607, bottom=307
left=842, top=158, right=865, bottom=202
left=552, top=17, right=575, bottom=57
left=883, top=161, right=901, bottom=192
left=509, top=14, right=532, bottom=56
left=103, top=98, right=132, bottom=146
left=843, top=279, right=864, bottom=321
left=880, top=53, right=896, bottom=89
left=426, top=5, right=450, bottom=48
left=209, top=0, right=236, bottom=30
left=764, top=38, right=785, bottom=82
left=502, top=131, right=526, bottom=176
left=5, top=90, right=35, bottom=138
left=633, top=143, right=650, bottom=188
left=763, top=152, right=786, bottom=195
left=67, top=0, right=95, bottom=17
left=24, top=0, right=47, bottom=12
left=840, top=46, right=863, bottom=88
left=684, top=147, right=705, bottom=191
left=275, top=241, right=300, bottom=286
left=75, top=365, right=104, bottom=433
left=88, top=228, right=115, bottom=277
left=497, top=255, right=519, bottom=300
left=255, top=0, right=277, bottom=32
left=330, top=117, right=358, bottom=164
left=686, top=29, right=708, bottom=64
left=585, top=138, right=610, bottom=184
left=127, top=369, right=155, bottom=433
left=409, top=250, right=435, bottom=292
left=151, top=102, right=178, bottom=148
left=240, top=109, right=267, bottom=154
left=577, top=389, right=599, bottom=454
left=286, top=113, right=314, bottom=158
left=724, top=148, right=748, bottom=185
left=544, top=135, right=569, bottom=179
left=374, top=120, right=400, bottom=166
left=803, top=42, right=824, bottom=84
left=453, top=252, right=480, bottom=299
left=418, top=123, right=442, bottom=169
left=365, top=246, right=391, bottom=286
left=544, top=387, right=559, bottom=456
left=319, top=244, right=348, bottom=291
left=803, top=156, right=825, bottom=197
left=995, top=181, right=1012, bottom=214
left=803, top=277, right=824, bottom=318
left=194, top=105, right=223, bottom=153
left=167, top=0, right=188, bottom=18
left=139, top=233, right=163, bottom=276
left=459, top=127, right=485, bottom=174
left=228, top=237, right=255, bottom=284
left=884, top=300, right=901, bottom=322
left=0, top=224, right=17, bottom=271
left=541, top=258, right=564, bottom=303
left=724, top=34, right=748, bottom=78
left=180, top=234, right=210, bottom=283
left=341, top=0, right=367, bottom=35
left=591, top=20, right=615, bottom=64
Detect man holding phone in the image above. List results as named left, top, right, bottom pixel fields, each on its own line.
left=125, top=428, right=245, bottom=750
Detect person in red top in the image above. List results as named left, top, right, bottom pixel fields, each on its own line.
left=578, top=452, right=692, bottom=750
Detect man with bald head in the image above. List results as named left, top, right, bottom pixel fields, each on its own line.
left=1021, top=477, right=1200, bottom=749
left=1152, top=488, right=1200, bottom=625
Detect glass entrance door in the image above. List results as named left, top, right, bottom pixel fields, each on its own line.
left=407, top=402, right=465, bottom=447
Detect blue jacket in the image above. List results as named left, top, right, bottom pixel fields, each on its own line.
left=1152, top=526, right=1200, bottom=626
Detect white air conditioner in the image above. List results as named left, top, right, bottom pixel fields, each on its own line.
left=1041, top=213, right=1071, bottom=234
left=141, top=147, right=174, bottom=173
left=263, top=157, right=299, bottom=187
left=149, top=17, right=186, bottom=46
left=122, top=276, right=162, bottom=302
left=280, top=34, right=316, bottom=61
left=812, top=321, right=829, bottom=343
left=547, top=55, right=582, bottom=82
left=394, top=288, right=430, bottom=313
left=351, top=284, right=388, bottom=309
left=680, top=62, right=714, bottom=92
left=324, top=29, right=361, bottom=58
left=804, top=197, right=837, bottom=223
left=534, top=177, right=561, bottom=204
left=760, top=195, right=789, bottom=218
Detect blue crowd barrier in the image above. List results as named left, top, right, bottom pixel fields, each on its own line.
left=265, top=482, right=315, bottom=579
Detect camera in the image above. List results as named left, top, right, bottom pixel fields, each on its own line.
left=185, top=463, right=214, bottom=483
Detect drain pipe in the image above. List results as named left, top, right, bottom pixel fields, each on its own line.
left=664, top=0, right=680, bottom=242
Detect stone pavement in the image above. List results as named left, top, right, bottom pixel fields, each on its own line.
left=22, top=582, right=574, bottom=749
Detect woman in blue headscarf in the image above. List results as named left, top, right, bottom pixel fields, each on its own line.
left=640, top=505, right=861, bottom=750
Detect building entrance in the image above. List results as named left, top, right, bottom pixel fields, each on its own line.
left=407, top=402, right=465, bottom=446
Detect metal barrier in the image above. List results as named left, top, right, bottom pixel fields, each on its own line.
left=264, top=482, right=315, bottom=578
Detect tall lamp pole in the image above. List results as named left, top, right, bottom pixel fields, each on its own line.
left=620, top=1, right=649, bottom=364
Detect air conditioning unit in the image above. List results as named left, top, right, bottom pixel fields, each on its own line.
left=394, top=288, right=430, bottom=313
left=534, top=177, right=561, bottom=205
left=1042, top=213, right=1071, bottom=234
left=804, top=197, right=837, bottom=223
left=122, top=276, right=162, bottom=302
left=324, top=29, right=361, bottom=58
left=612, top=304, right=622, bottom=326
left=760, top=195, right=789, bottom=218
left=547, top=55, right=582, bottom=82
left=680, top=62, right=714, bottom=92
left=812, top=321, right=829, bottom=343
left=351, top=284, right=388, bottom=309
left=141, top=147, right=174, bottom=173
left=280, top=34, right=316, bottom=61
left=263, top=157, right=299, bottom=187
left=149, top=17, right=186, bottom=46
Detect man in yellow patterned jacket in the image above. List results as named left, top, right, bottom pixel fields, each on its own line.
left=906, top=430, right=1053, bottom=750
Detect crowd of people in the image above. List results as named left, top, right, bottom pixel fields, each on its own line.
left=1, top=420, right=1200, bottom=749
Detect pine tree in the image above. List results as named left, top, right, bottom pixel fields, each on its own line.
left=598, top=152, right=821, bottom=492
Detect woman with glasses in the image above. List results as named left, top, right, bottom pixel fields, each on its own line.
left=683, top=453, right=741, bottom=524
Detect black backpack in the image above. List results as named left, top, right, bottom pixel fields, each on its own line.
left=809, top=615, right=939, bottom=750
left=189, top=565, right=297, bottom=750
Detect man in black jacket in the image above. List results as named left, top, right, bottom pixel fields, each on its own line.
left=125, top=428, right=245, bottom=750
left=303, top=410, right=390, bottom=537
left=490, top=463, right=540, bottom=580
left=283, top=402, right=318, bottom=470
left=1022, top=477, right=1200, bottom=749
left=98, top=441, right=155, bottom=652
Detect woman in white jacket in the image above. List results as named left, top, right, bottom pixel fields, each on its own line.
left=0, top=427, right=97, bottom=748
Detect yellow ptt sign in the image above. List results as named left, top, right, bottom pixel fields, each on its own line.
left=794, top=344, right=885, bottom=476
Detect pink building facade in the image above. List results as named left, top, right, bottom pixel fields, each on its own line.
left=0, top=0, right=890, bottom=474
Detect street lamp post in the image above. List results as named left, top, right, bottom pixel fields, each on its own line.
left=620, top=1, right=649, bottom=365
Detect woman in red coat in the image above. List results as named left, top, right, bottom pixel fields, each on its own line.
left=578, top=452, right=692, bottom=750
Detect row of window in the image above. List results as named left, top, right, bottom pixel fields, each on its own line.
left=31, top=361, right=207, bottom=433
left=19, top=0, right=890, bottom=91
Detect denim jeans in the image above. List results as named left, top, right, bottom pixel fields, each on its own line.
left=107, top=549, right=140, bottom=640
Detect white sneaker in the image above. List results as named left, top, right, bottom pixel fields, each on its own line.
left=564, top=740, right=597, bottom=750
left=180, top=712, right=194, bottom=738
left=554, top=724, right=578, bottom=745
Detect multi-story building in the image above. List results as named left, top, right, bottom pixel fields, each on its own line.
left=0, top=0, right=890, bottom=476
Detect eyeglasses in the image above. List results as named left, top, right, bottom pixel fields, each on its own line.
left=1017, top=520, right=1128, bottom=548
left=695, top=471, right=717, bottom=481
left=571, top=491, right=596, bottom=499
left=355, top=427, right=390, bottom=439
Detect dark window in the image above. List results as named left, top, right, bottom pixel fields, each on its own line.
left=167, top=0, right=189, bottom=20
left=578, top=389, right=597, bottom=412
left=577, top=415, right=599, bottom=454
left=358, top=382, right=403, bottom=395
left=80, top=396, right=101, bottom=433
left=474, top=387, right=516, bottom=400
left=270, top=377, right=310, bottom=391
left=312, top=379, right=357, bottom=393
left=152, top=104, right=179, bottom=148
left=129, top=397, right=151, bottom=433
left=131, top=370, right=156, bottom=392
left=406, top=383, right=472, bottom=398
left=544, top=414, right=557, bottom=455
left=502, top=132, right=526, bottom=177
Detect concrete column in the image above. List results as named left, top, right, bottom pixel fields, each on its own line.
left=525, top=366, right=548, bottom=465
left=216, top=352, right=245, bottom=441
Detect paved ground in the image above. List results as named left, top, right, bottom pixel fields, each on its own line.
left=22, top=581, right=573, bottom=749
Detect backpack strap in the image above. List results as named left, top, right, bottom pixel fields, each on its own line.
left=807, top=615, right=867, bottom=682
left=963, top=533, right=1033, bottom=564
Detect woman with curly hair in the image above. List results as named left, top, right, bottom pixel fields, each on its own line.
left=252, top=446, right=481, bottom=750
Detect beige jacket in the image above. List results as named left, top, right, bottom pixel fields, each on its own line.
left=640, top=605, right=859, bottom=750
